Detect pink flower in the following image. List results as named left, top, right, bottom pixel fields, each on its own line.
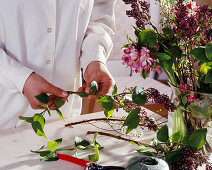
left=188, top=2, right=197, bottom=10
left=179, top=83, right=191, bottom=91
left=187, top=96, right=200, bottom=103
left=151, top=65, right=162, bottom=74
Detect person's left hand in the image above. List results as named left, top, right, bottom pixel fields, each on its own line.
left=78, top=61, right=115, bottom=99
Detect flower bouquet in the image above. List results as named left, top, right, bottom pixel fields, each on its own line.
left=19, top=0, right=212, bottom=169
left=120, top=0, right=212, bottom=169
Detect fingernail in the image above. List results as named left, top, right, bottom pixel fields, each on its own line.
left=62, top=91, right=68, bottom=97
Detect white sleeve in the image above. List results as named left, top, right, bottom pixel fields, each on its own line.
left=0, top=48, right=33, bottom=93
left=80, top=0, right=116, bottom=73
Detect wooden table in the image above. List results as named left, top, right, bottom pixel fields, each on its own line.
left=0, top=108, right=167, bottom=170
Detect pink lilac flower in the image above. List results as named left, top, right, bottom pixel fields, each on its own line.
left=187, top=2, right=197, bottom=10
left=187, top=96, right=200, bottom=103
left=140, top=47, right=153, bottom=68
left=179, top=83, right=191, bottom=91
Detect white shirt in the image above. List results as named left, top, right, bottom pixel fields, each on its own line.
left=0, top=0, right=116, bottom=129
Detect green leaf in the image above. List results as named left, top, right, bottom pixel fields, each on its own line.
left=40, top=151, right=59, bottom=161
left=35, top=93, right=49, bottom=104
left=56, top=108, right=65, bottom=122
left=205, top=43, right=212, bottom=61
left=32, top=121, right=46, bottom=138
left=37, top=105, right=51, bottom=116
left=47, top=141, right=58, bottom=152
left=189, top=128, right=207, bottom=149
left=182, top=95, right=187, bottom=106
left=55, top=138, right=63, bottom=144
left=170, top=131, right=181, bottom=142
left=170, top=45, right=182, bottom=58
left=19, top=116, right=33, bottom=123
left=78, top=92, right=88, bottom=97
left=75, top=137, right=90, bottom=147
left=162, top=27, right=172, bottom=35
left=190, top=48, right=210, bottom=62
left=157, top=125, right=169, bottom=142
left=97, top=96, right=114, bottom=119
left=93, top=132, right=98, bottom=144
left=90, top=81, right=98, bottom=94
left=132, top=86, right=147, bottom=106
left=138, top=151, right=157, bottom=156
left=32, top=114, right=46, bottom=138
left=156, top=53, right=173, bottom=72
left=182, top=135, right=191, bottom=147
left=165, top=149, right=184, bottom=163
left=123, top=108, right=140, bottom=134
left=112, top=84, right=118, bottom=95
left=54, top=98, right=65, bottom=108
left=121, top=44, right=129, bottom=49
left=205, top=70, right=212, bottom=83
left=200, top=62, right=212, bottom=76
left=139, top=29, right=157, bottom=47
left=88, top=144, right=99, bottom=162
left=104, top=109, right=114, bottom=119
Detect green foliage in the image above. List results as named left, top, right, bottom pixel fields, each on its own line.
left=90, top=81, right=98, bottom=94
left=88, top=144, right=99, bottom=162
left=138, top=29, right=157, bottom=47
left=190, top=48, right=210, bottom=62
left=205, top=43, right=212, bottom=61
left=54, top=98, right=65, bottom=108
left=78, top=92, right=88, bottom=97
left=32, top=114, right=46, bottom=138
left=37, top=105, right=51, bottom=116
left=19, top=116, right=33, bottom=123
left=75, top=137, right=90, bottom=148
left=132, top=86, right=147, bottom=106
left=205, top=70, right=212, bottom=83
left=162, top=27, right=172, bottom=35
left=123, top=108, right=140, bottom=134
left=112, top=84, right=118, bottom=95
left=189, top=128, right=207, bottom=149
left=56, top=108, right=65, bottom=122
left=200, top=62, right=212, bottom=76
left=40, top=151, right=58, bottom=161
left=35, top=93, right=49, bottom=104
left=97, top=96, right=114, bottom=119
left=165, top=149, right=184, bottom=163
left=156, top=53, right=173, bottom=72
left=47, top=141, right=58, bottom=152
left=157, top=125, right=169, bottom=142
left=170, top=131, right=181, bottom=143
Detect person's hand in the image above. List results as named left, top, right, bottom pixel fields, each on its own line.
left=23, top=73, right=68, bottom=110
left=79, top=61, right=115, bottom=99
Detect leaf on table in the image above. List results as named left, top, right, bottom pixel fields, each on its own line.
left=88, top=144, right=99, bottom=162
left=40, top=151, right=59, bottom=161
left=75, top=137, right=90, bottom=148
left=47, top=141, right=58, bottom=152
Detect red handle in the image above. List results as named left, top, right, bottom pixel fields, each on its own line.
left=57, top=153, right=90, bottom=167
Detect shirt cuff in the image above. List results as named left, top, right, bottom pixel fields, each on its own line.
left=80, top=44, right=106, bottom=75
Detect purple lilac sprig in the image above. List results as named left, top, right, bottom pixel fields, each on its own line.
left=146, top=88, right=176, bottom=112
left=122, top=0, right=150, bottom=30
left=170, top=147, right=212, bottom=170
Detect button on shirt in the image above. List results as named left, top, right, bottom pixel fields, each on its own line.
left=0, top=0, right=116, bottom=129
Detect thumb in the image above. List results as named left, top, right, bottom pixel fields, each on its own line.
left=46, top=83, right=68, bottom=97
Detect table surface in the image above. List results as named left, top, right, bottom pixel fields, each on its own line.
left=0, top=77, right=170, bottom=170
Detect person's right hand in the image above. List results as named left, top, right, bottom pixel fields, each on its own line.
left=23, top=73, right=68, bottom=110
